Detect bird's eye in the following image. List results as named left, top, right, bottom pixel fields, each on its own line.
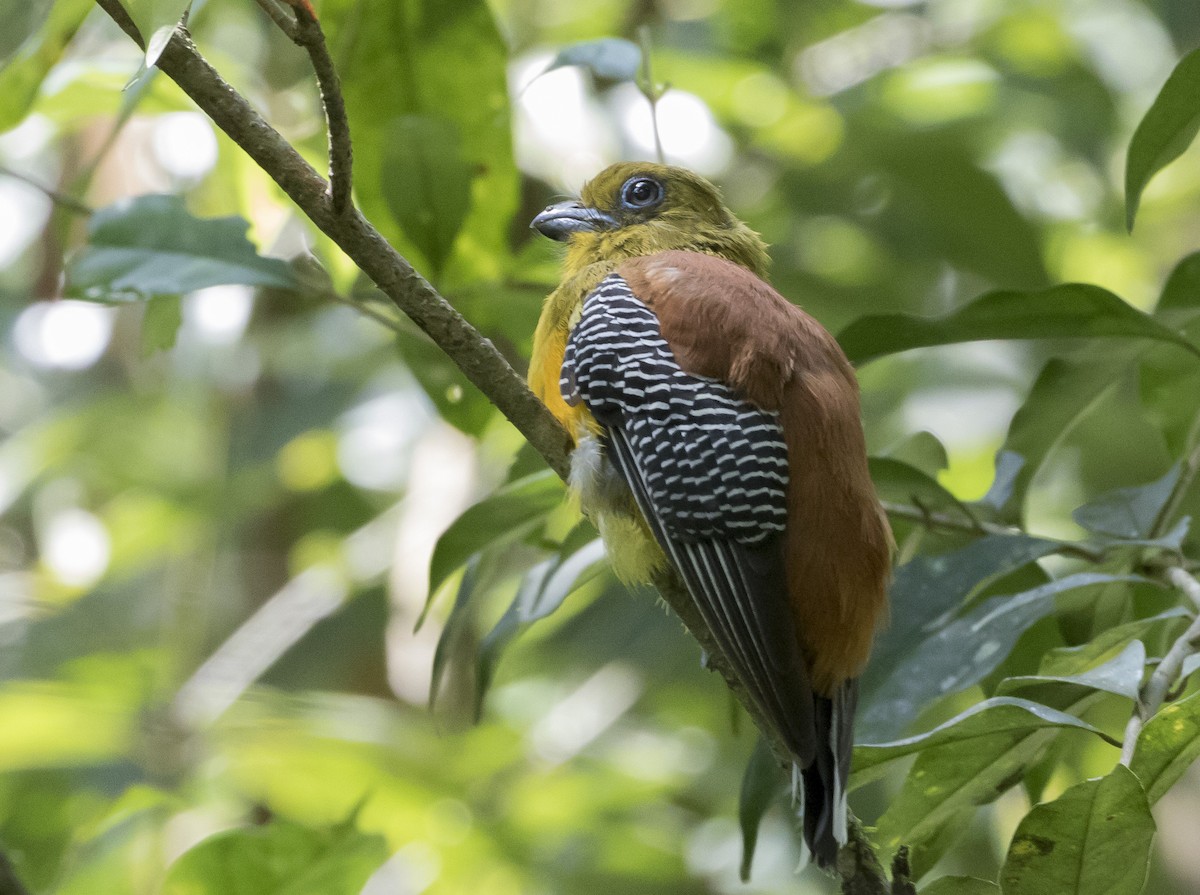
left=620, top=177, right=664, bottom=209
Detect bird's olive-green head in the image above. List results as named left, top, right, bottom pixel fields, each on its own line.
left=531, top=162, right=770, bottom=278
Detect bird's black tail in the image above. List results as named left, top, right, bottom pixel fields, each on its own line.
left=798, top=679, right=858, bottom=869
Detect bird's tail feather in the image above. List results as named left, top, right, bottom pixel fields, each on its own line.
left=798, top=679, right=858, bottom=869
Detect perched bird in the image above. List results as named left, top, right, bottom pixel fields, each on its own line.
left=529, top=162, right=891, bottom=869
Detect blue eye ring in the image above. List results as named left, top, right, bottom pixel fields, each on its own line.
left=620, top=176, right=664, bottom=209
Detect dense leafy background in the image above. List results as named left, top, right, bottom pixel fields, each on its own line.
left=1, top=0, right=1200, bottom=893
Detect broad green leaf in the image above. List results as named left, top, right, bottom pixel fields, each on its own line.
left=994, top=358, right=1124, bottom=523
left=914, top=572, right=1142, bottom=688
left=1158, top=251, right=1200, bottom=311
left=998, top=640, right=1145, bottom=702
left=379, top=115, right=474, bottom=279
left=1071, top=464, right=1180, bottom=539
left=999, top=765, right=1154, bottom=895
left=870, top=457, right=975, bottom=523
left=419, top=471, right=564, bottom=628
left=863, top=568, right=1131, bottom=741
left=0, top=0, right=92, bottom=131
left=861, top=534, right=1062, bottom=740
left=1040, top=608, right=1189, bottom=677
left=66, top=195, right=296, bottom=301
left=838, top=284, right=1200, bottom=367
left=474, top=537, right=607, bottom=718
left=124, top=0, right=191, bottom=68
left=429, top=557, right=480, bottom=713
left=738, top=737, right=781, bottom=882
left=872, top=692, right=1106, bottom=861
left=885, top=430, right=949, bottom=475
left=544, top=38, right=642, bottom=82
left=853, top=696, right=1114, bottom=789
left=1129, top=689, right=1200, bottom=804
left=161, top=819, right=388, bottom=895
left=328, top=0, right=517, bottom=287
left=1125, top=47, right=1200, bottom=231
left=922, top=878, right=999, bottom=895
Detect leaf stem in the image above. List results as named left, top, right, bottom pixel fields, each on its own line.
left=1120, top=566, right=1200, bottom=765
left=0, top=165, right=93, bottom=216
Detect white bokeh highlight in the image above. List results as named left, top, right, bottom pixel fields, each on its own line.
left=14, top=301, right=114, bottom=370
left=42, top=508, right=110, bottom=588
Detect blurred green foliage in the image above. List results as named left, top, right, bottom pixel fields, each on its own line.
left=2, top=0, right=1200, bottom=893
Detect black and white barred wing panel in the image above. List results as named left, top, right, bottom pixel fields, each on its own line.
left=562, top=272, right=816, bottom=765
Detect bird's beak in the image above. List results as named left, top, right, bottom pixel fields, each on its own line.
left=530, top=201, right=618, bottom=242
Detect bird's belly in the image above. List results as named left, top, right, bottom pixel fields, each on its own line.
left=569, top=432, right=666, bottom=583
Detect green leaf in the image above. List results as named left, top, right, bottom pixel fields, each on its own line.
left=861, top=534, right=1062, bottom=740
left=980, top=450, right=1025, bottom=512
left=161, top=819, right=388, bottom=895
left=738, top=737, right=781, bottom=883
left=1071, top=464, right=1180, bottom=539
left=140, top=295, right=183, bottom=356
left=0, top=0, right=92, bottom=131
left=124, top=0, right=191, bottom=68
left=66, top=195, right=297, bottom=301
left=1125, top=47, right=1200, bottom=232
left=885, top=430, right=949, bottom=476
left=998, top=640, right=1145, bottom=702
left=379, top=115, right=474, bottom=279
left=853, top=696, right=1115, bottom=789
left=1040, top=608, right=1189, bottom=677
left=418, top=471, right=564, bottom=629
left=838, top=284, right=1200, bottom=367
left=1129, top=689, right=1200, bottom=804
left=1158, top=251, right=1200, bottom=311
left=870, top=457, right=976, bottom=523
left=921, top=877, right=999, bottom=895
left=474, top=536, right=607, bottom=718
left=994, top=358, right=1125, bottom=523
left=429, top=557, right=481, bottom=713
left=917, top=571, right=1142, bottom=689
left=544, top=38, right=642, bottom=82
left=328, top=0, right=517, bottom=287
left=862, top=559, right=1124, bottom=741
left=999, top=765, right=1154, bottom=895
left=873, top=692, right=1107, bottom=861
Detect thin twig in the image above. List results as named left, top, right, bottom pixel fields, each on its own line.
left=253, top=0, right=298, bottom=39
left=879, top=500, right=1107, bottom=563
left=325, top=290, right=405, bottom=333
left=1120, top=566, right=1200, bottom=765
left=285, top=0, right=353, bottom=214
left=0, top=166, right=93, bottom=216
left=637, top=26, right=666, bottom=164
